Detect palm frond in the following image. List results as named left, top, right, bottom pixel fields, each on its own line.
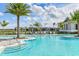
left=1, top=20, right=9, bottom=27
left=6, top=3, right=31, bottom=16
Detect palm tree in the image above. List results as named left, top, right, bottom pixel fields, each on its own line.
left=0, top=20, right=9, bottom=34
left=1, top=20, right=9, bottom=29
left=30, top=24, right=33, bottom=34
left=70, top=10, right=79, bottom=36
left=53, top=22, right=56, bottom=34
left=6, top=3, right=31, bottom=38
left=20, top=27, right=23, bottom=34
left=58, top=22, right=64, bottom=30
left=33, top=22, right=41, bottom=32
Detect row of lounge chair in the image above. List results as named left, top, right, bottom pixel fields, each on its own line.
left=25, top=31, right=56, bottom=34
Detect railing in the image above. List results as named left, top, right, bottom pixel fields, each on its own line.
left=59, top=30, right=78, bottom=32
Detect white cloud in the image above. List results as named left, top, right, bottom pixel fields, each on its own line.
left=31, top=5, right=45, bottom=16
left=5, top=3, right=79, bottom=28
left=0, top=12, right=4, bottom=16
left=29, top=4, right=79, bottom=28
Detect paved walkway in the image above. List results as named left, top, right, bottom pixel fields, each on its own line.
left=0, top=39, right=20, bottom=46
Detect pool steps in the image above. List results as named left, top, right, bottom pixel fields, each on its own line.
left=0, top=37, right=35, bottom=53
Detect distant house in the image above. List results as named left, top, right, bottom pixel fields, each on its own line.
left=59, top=18, right=78, bottom=33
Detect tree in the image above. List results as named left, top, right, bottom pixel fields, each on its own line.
left=1, top=20, right=9, bottom=28
left=53, top=22, right=56, bottom=34
left=58, top=22, right=64, bottom=29
left=70, top=10, right=79, bottom=36
left=0, top=20, right=9, bottom=34
left=6, top=3, right=31, bottom=38
left=30, top=24, right=33, bottom=34
left=33, top=22, right=41, bottom=32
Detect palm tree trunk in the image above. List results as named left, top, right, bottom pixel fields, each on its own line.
left=3, top=27, right=4, bottom=35
left=77, top=21, right=79, bottom=36
left=17, top=15, right=20, bottom=38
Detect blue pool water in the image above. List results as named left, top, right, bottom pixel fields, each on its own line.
left=0, top=34, right=79, bottom=56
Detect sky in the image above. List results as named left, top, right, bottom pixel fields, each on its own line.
left=0, top=3, right=79, bottom=29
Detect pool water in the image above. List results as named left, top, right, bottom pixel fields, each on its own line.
left=0, top=34, right=79, bottom=56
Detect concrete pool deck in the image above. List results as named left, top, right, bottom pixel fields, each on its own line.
left=0, top=37, right=36, bottom=53
left=62, top=36, right=79, bottom=38
left=0, top=37, right=35, bottom=47
left=0, top=39, right=25, bottom=53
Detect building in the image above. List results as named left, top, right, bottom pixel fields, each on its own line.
left=59, top=18, right=78, bottom=33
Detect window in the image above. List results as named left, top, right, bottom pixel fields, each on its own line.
left=65, top=24, right=68, bottom=30
left=76, top=24, right=78, bottom=30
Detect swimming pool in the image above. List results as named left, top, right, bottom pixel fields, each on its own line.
left=0, top=34, right=79, bottom=56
